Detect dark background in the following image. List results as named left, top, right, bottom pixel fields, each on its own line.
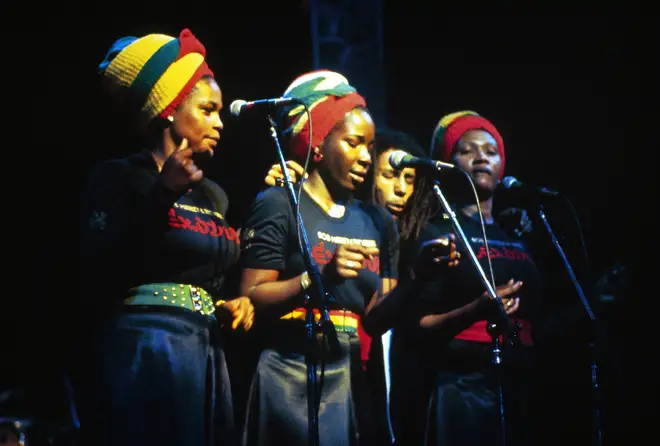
left=6, top=1, right=653, bottom=444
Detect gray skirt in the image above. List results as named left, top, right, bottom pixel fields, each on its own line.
left=242, top=324, right=363, bottom=446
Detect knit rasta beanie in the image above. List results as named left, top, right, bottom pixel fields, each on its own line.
left=98, top=28, right=214, bottom=132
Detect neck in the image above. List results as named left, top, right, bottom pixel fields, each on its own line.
left=460, top=197, right=494, bottom=224
left=304, top=170, right=352, bottom=216
left=150, top=131, right=178, bottom=172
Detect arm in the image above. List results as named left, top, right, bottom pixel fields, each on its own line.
left=238, top=188, right=307, bottom=311
left=239, top=268, right=307, bottom=310
left=80, top=160, right=182, bottom=289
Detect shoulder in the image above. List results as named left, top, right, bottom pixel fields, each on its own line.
left=252, top=186, right=291, bottom=208
left=200, top=179, right=229, bottom=215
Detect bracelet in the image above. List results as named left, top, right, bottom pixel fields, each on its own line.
left=300, top=271, right=312, bottom=291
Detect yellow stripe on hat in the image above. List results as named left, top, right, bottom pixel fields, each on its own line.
left=103, top=34, right=174, bottom=90
left=437, top=110, right=479, bottom=129
left=290, top=96, right=330, bottom=135
left=139, top=52, right=205, bottom=127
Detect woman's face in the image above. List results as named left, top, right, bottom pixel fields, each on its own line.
left=170, top=77, right=224, bottom=156
left=319, top=107, right=375, bottom=192
left=374, top=148, right=416, bottom=219
left=451, top=129, right=502, bottom=196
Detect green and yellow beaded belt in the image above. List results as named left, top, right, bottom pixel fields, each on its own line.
left=124, top=282, right=218, bottom=316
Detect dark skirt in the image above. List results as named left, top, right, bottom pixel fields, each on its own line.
left=242, top=325, right=362, bottom=446
left=73, top=307, right=235, bottom=446
left=424, top=342, right=535, bottom=446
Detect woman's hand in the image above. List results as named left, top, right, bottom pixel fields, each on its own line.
left=332, top=244, right=380, bottom=279
left=476, top=278, right=523, bottom=318
left=160, top=138, right=204, bottom=191
left=264, top=160, right=307, bottom=187
left=413, top=234, right=460, bottom=279
left=219, top=296, right=255, bottom=331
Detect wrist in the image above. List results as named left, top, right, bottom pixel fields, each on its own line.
left=300, top=271, right=311, bottom=292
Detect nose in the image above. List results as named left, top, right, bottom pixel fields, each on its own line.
left=213, top=113, right=224, bottom=132
left=394, top=176, right=406, bottom=196
left=473, top=148, right=489, bottom=165
left=357, top=144, right=372, bottom=167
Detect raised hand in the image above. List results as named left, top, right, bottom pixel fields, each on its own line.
left=160, top=138, right=204, bottom=192
left=413, top=234, right=461, bottom=279
left=332, top=244, right=380, bottom=279
left=264, top=160, right=308, bottom=187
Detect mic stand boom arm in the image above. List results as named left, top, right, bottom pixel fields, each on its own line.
left=432, top=181, right=510, bottom=446
left=536, top=204, right=602, bottom=446
left=266, top=116, right=340, bottom=446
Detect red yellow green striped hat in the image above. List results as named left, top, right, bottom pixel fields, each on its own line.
left=430, top=110, right=506, bottom=179
left=98, top=28, right=214, bottom=131
left=281, top=70, right=367, bottom=160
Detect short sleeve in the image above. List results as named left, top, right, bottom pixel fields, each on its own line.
left=239, top=187, right=293, bottom=271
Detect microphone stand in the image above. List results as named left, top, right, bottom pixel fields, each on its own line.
left=265, top=115, right=340, bottom=446
left=536, top=204, right=602, bottom=446
left=432, top=181, right=511, bottom=446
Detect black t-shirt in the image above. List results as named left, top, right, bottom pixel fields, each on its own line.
left=80, top=149, right=240, bottom=303
left=409, top=210, right=543, bottom=329
left=239, top=186, right=399, bottom=316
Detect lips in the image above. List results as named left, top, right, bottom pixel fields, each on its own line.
left=387, top=202, right=405, bottom=213
left=349, top=171, right=366, bottom=183
left=472, top=167, right=491, bottom=175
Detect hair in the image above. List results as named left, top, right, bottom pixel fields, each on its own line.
left=356, top=127, right=434, bottom=242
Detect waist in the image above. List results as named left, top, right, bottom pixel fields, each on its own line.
left=124, top=282, right=217, bottom=317
left=454, top=319, right=533, bottom=346
left=280, top=307, right=359, bottom=334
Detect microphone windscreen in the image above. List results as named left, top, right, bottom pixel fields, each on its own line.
left=229, top=99, right=247, bottom=117
left=388, top=150, right=408, bottom=169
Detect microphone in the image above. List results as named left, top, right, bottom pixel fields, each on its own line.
left=500, top=176, right=559, bottom=196
left=388, top=150, right=455, bottom=172
left=229, top=97, right=301, bottom=118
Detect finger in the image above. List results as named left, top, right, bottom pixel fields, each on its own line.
left=337, top=267, right=359, bottom=279
left=176, top=138, right=189, bottom=152
left=338, top=257, right=364, bottom=270
left=265, top=177, right=276, bottom=186
left=341, top=244, right=374, bottom=257
left=232, top=311, right=244, bottom=330
left=339, top=251, right=368, bottom=262
left=271, top=164, right=283, bottom=173
left=508, top=278, right=514, bottom=286
left=286, top=160, right=305, bottom=176
left=190, top=169, right=204, bottom=183
left=506, top=298, right=520, bottom=315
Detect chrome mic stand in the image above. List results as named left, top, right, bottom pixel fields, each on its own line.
left=265, top=115, right=340, bottom=446
left=432, top=181, right=512, bottom=446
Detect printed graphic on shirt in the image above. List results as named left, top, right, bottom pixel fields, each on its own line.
left=168, top=208, right=238, bottom=242
left=173, top=202, right=223, bottom=219
left=470, top=236, right=534, bottom=264
left=312, top=232, right=380, bottom=273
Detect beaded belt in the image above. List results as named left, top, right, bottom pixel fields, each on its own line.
left=280, top=307, right=359, bottom=334
left=124, top=283, right=217, bottom=316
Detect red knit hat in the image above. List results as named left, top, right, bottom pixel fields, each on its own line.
left=430, top=111, right=505, bottom=179
left=281, top=70, right=367, bottom=160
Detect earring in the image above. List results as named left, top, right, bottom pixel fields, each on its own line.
left=313, top=149, right=323, bottom=163
left=167, top=115, right=174, bottom=123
